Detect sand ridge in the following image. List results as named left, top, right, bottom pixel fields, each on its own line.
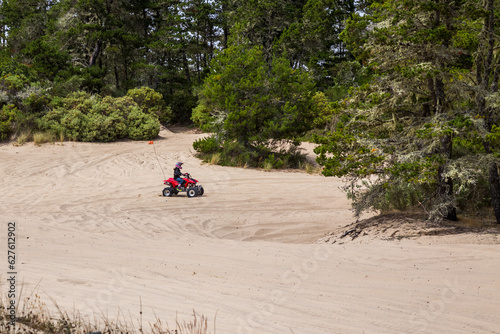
left=1, top=128, right=499, bottom=333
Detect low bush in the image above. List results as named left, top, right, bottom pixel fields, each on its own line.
left=193, top=136, right=307, bottom=170
left=191, top=103, right=215, bottom=132
left=126, top=87, right=172, bottom=125
left=264, top=153, right=284, bottom=170
left=0, top=104, right=18, bottom=141
left=193, top=136, right=221, bottom=154
left=39, top=91, right=160, bottom=142
left=127, top=107, right=160, bottom=140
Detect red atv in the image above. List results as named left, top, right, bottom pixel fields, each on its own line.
left=163, top=173, right=204, bottom=198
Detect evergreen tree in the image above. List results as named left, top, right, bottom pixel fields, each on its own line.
left=278, top=0, right=356, bottom=88
left=315, top=0, right=500, bottom=221
left=466, top=0, right=500, bottom=223
left=201, top=42, right=316, bottom=148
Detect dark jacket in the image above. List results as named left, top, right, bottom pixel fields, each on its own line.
left=174, top=167, right=183, bottom=179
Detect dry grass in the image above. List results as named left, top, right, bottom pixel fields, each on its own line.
left=14, top=131, right=32, bottom=146
left=58, top=131, right=65, bottom=143
left=304, top=162, right=322, bottom=174
left=298, top=161, right=322, bottom=174
left=209, top=153, right=221, bottom=165
left=263, top=160, right=273, bottom=171
left=0, top=292, right=214, bottom=334
left=33, top=132, right=55, bottom=145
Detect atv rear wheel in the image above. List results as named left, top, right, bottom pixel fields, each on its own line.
left=163, top=187, right=175, bottom=197
left=186, top=187, right=198, bottom=198
left=197, top=186, right=204, bottom=196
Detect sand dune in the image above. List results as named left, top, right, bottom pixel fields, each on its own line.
left=1, top=128, right=499, bottom=334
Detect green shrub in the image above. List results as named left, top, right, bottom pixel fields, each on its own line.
left=222, top=140, right=247, bottom=158
left=52, top=75, right=86, bottom=97
left=82, top=111, right=128, bottom=142
left=39, top=91, right=160, bottom=142
left=19, top=87, right=51, bottom=113
left=0, top=74, right=29, bottom=91
left=310, top=91, right=338, bottom=131
left=346, top=178, right=432, bottom=217
left=191, top=103, right=215, bottom=132
left=0, top=104, right=18, bottom=141
left=193, top=135, right=307, bottom=170
left=264, top=153, right=284, bottom=169
left=453, top=166, right=493, bottom=217
left=59, top=109, right=87, bottom=140
left=193, top=136, right=221, bottom=154
left=126, top=87, right=172, bottom=125
left=168, top=89, right=198, bottom=123
left=127, top=107, right=160, bottom=140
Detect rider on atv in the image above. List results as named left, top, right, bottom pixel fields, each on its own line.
left=173, top=162, right=186, bottom=189
left=163, top=163, right=204, bottom=198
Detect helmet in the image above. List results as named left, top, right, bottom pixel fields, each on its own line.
left=175, top=162, right=183, bottom=169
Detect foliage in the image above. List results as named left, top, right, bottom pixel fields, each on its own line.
left=33, top=131, right=56, bottom=145
left=202, top=43, right=316, bottom=146
left=191, top=103, right=216, bottom=132
left=0, top=104, right=18, bottom=141
left=278, top=0, right=356, bottom=88
left=0, top=59, right=53, bottom=137
left=126, top=107, right=161, bottom=140
left=315, top=0, right=500, bottom=221
left=39, top=92, right=159, bottom=141
left=310, top=91, right=338, bottom=131
left=194, top=41, right=315, bottom=169
left=193, top=136, right=221, bottom=154
left=126, top=87, right=172, bottom=125
left=193, top=135, right=307, bottom=169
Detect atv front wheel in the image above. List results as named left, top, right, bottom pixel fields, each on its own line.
left=186, top=187, right=198, bottom=198
left=163, top=187, right=175, bottom=197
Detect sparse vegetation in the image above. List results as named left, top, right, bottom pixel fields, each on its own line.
left=0, top=293, right=212, bottom=334
left=15, top=131, right=31, bottom=146
left=33, top=131, right=55, bottom=145
left=193, top=136, right=308, bottom=170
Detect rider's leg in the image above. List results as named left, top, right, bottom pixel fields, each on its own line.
left=175, top=177, right=183, bottom=188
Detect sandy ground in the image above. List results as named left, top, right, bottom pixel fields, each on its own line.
left=1, top=128, right=500, bottom=334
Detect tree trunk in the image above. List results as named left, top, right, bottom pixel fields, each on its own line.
left=182, top=51, right=191, bottom=82
left=222, top=0, right=229, bottom=49
left=423, top=77, right=435, bottom=116
left=435, top=78, right=445, bottom=113
left=476, top=0, right=500, bottom=224
left=114, top=65, right=120, bottom=90
left=89, top=41, right=102, bottom=67
left=438, top=164, right=457, bottom=221
left=489, top=162, right=500, bottom=224
left=483, top=119, right=500, bottom=224
left=438, top=132, right=457, bottom=221
left=435, top=75, right=456, bottom=221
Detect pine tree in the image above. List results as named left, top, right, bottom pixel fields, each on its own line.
left=467, top=0, right=500, bottom=223
left=315, top=0, right=500, bottom=221
left=201, top=42, right=316, bottom=148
